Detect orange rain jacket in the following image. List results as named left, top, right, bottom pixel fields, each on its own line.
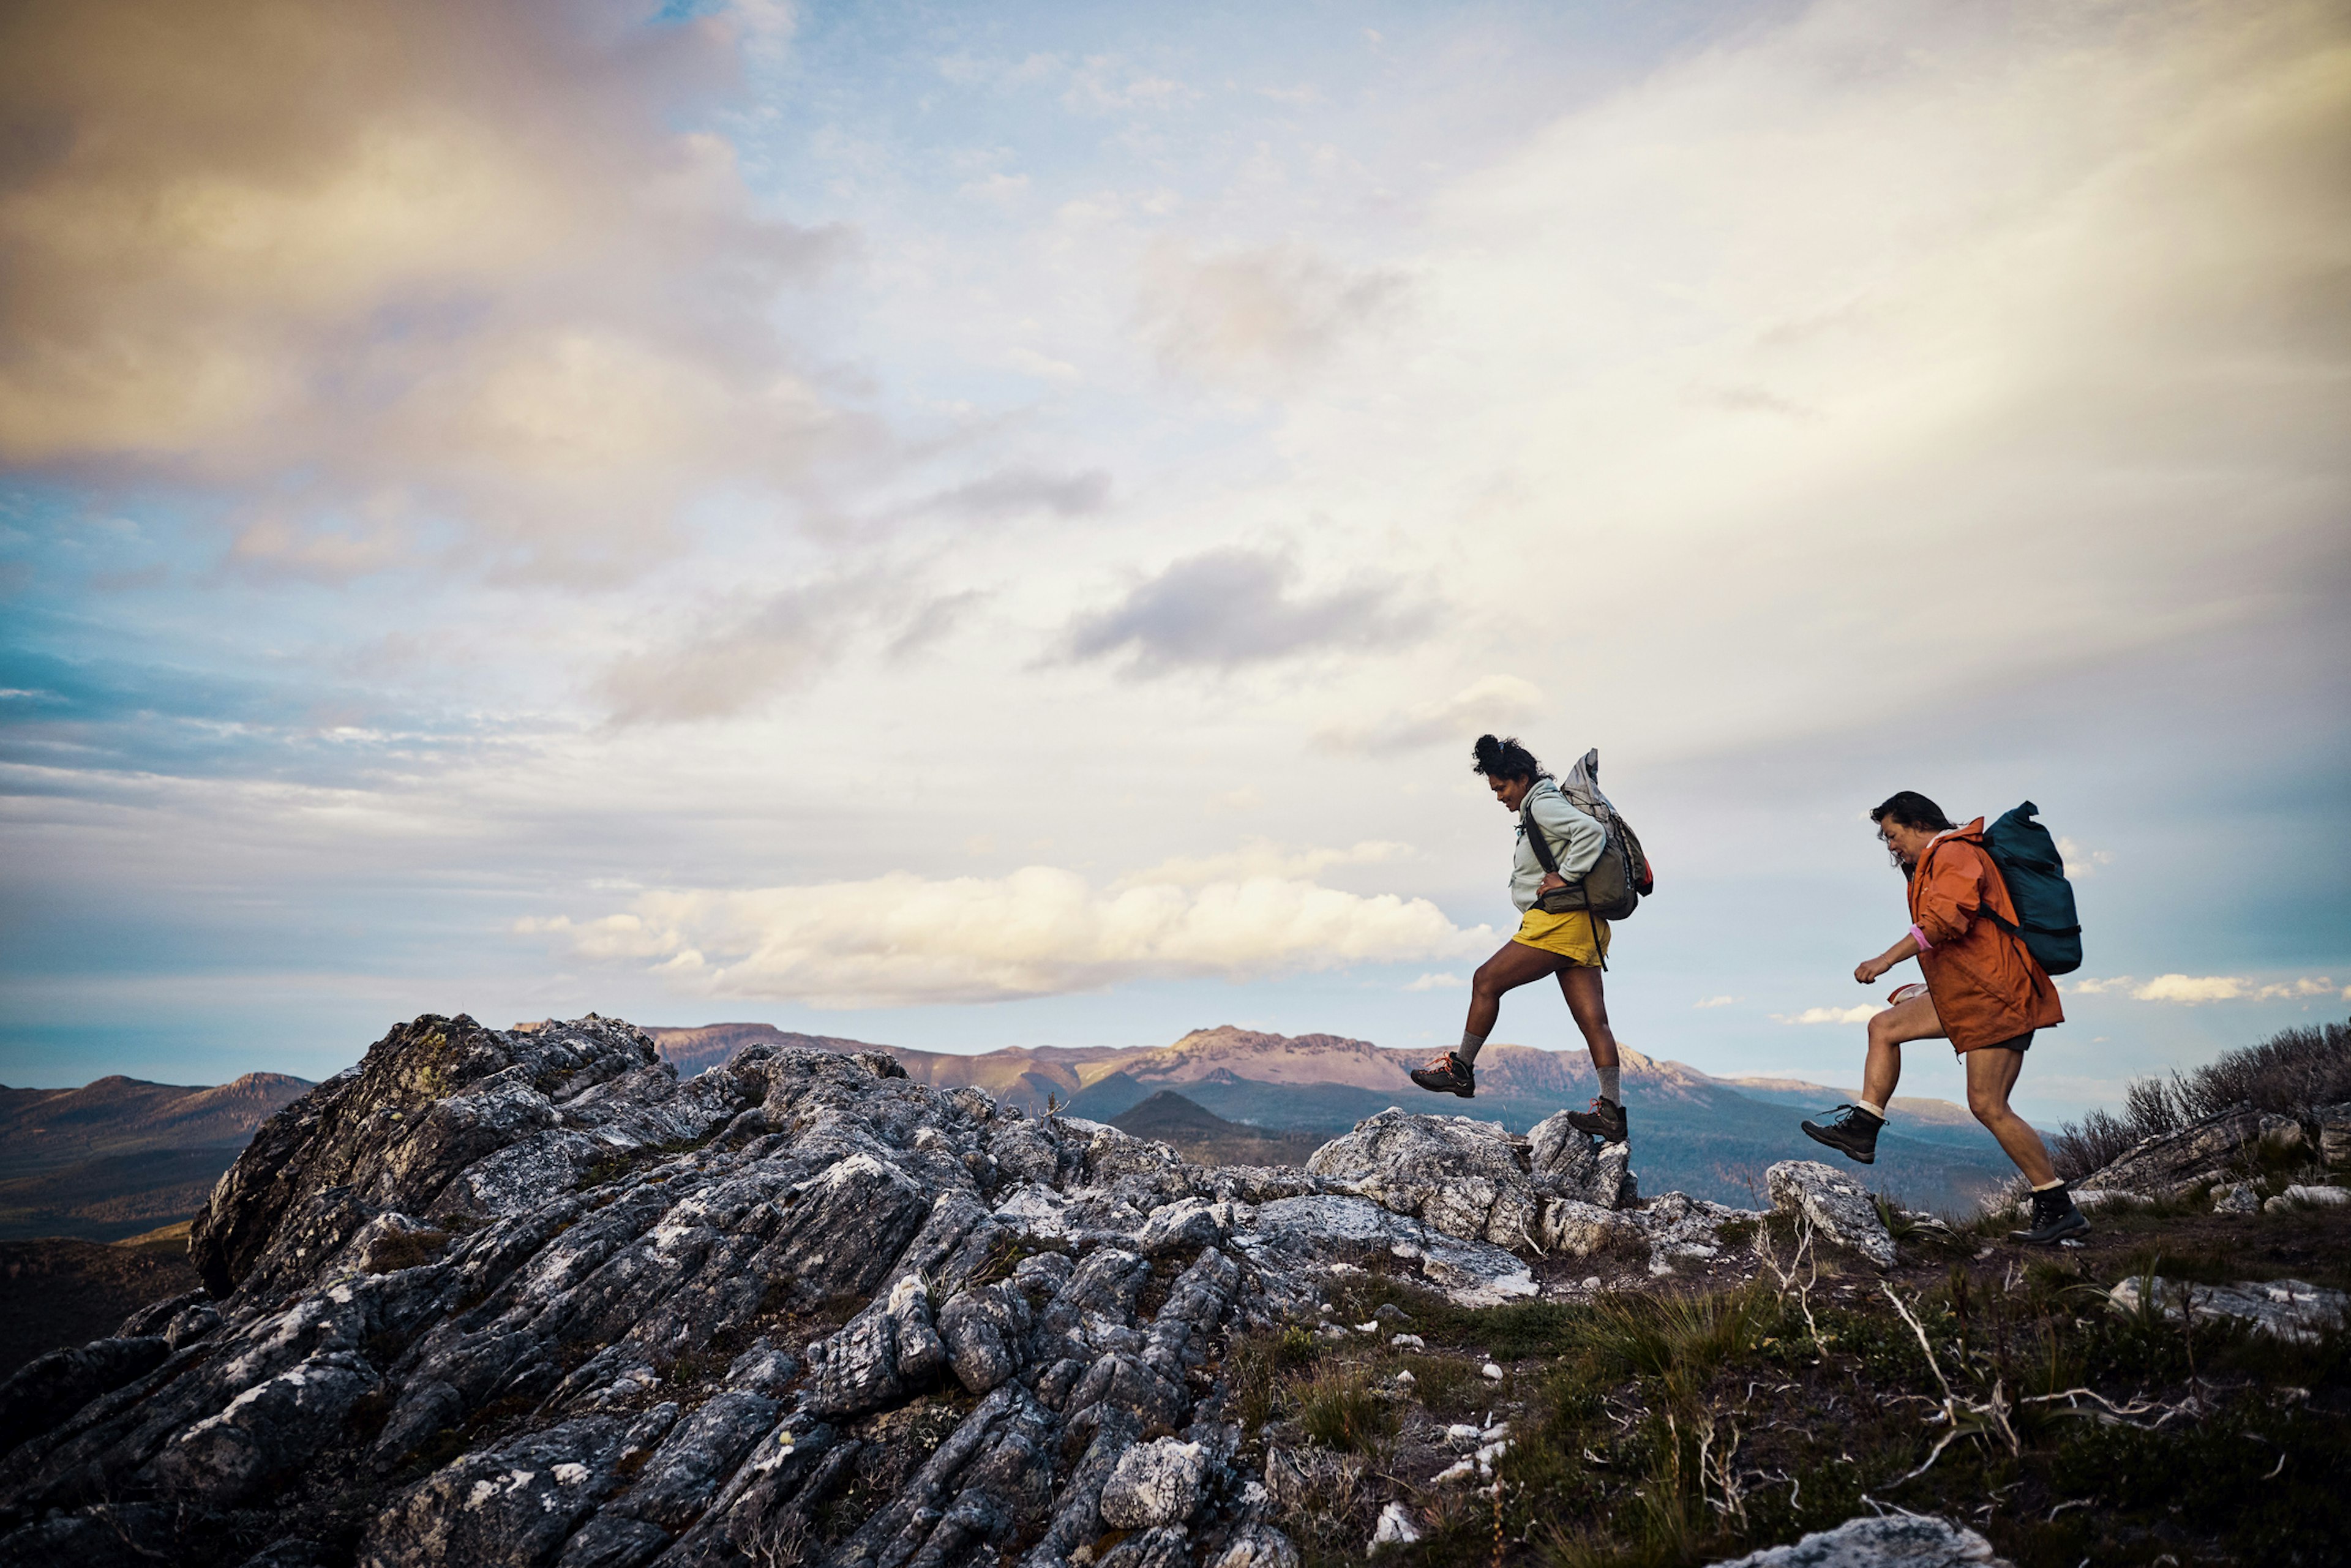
left=1908, top=819, right=2064, bottom=1052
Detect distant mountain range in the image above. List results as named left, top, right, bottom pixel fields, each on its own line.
left=640, top=1022, right=2020, bottom=1212
left=0, top=1073, right=313, bottom=1242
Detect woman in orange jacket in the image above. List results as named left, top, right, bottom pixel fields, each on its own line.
left=1801, top=791, right=2087, bottom=1244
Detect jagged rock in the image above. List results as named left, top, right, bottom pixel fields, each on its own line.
left=1100, top=1436, right=1208, bottom=1528
left=1210, top=1524, right=1301, bottom=1568
left=2109, top=1276, right=2349, bottom=1343
left=0, top=1009, right=1804, bottom=1568
left=1370, top=1500, right=1422, bottom=1547
left=1528, top=1111, right=1637, bottom=1208
left=2211, top=1181, right=2261, bottom=1215
left=2257, top=1113, right=2306, bottom=1153
left=0, top=1337, right=170, bottom=1461
left=2266, top=1184, right=2350, bottom=1214
left=1765, top=1161, right=1895, bottom=1269
left=2078, top=1103, right=2263, bottom=1198
left=1704, top=1512, right=2011, bottom=1565
left=1307, top=1109, right=1541, bottom=1245
left=2317, top=1101, right=2351, bottom=1169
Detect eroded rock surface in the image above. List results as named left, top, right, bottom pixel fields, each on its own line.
left=2076, top=1103, right=2265, bottom=1198
left=1704, top=1512, right=2012, bottom=1566
left=1764, top=1161, right=1895, bottom=1270
left=0, top=1013, right=1769, bottom=1568
left=2108, top=1275, right=2349, bottom=1343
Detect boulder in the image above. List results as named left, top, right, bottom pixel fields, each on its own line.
left=1306, top=1110, right=1540, bottom=1245
left=2077, top=1103, right=2263, bottom=1198
left=1211, top=1525, right=1302, bottom=1568
left=2317, top=1101, right=2351, bottom=1169
left=1703, top=1512, right=2011, bottom=1566
left=2109, top=1275, right=2347, bottom=1343
left=1099, top=1436, right=1209, bottom=1528
left=2265, top=1184, right=2350, bottom=1214
left=1764, top=1161, right=1895, bottom=1269
left=2210, top=1182, right=2261, bottom=1215
left=1527, top=1112, right=1637, bottom=1209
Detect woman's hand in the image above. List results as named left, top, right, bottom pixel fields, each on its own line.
left=1856, top=932, right=1922, bottom=985
left=1539, top=872, right=1568, bottom=893
left=1854, top=956, right=1889, bottom=985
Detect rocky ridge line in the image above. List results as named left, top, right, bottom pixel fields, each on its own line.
left=0, top=1014, right=1892, bottom=1568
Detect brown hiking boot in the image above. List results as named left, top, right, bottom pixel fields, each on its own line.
left=1409, top=1052, right=1476, bottom=1098
left=1564, top=1097, right=1629, bottom=1144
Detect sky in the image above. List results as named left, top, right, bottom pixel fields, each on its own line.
left=2, top=0, right=2347, bottom=1121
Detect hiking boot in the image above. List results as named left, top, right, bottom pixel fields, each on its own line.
left=1800, top=1104, right=1883, bottom=1165
left=2010, top=1184, right=2091, bottom=1245
left=1409, top=1052, right=1476, bottom=1098
left=1564, top=1097, right=1629, bottom=1144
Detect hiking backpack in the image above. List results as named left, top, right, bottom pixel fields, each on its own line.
left=1976, top=800, right=2084, bottom=976
left=1520, top=748, right=1655, bottom=940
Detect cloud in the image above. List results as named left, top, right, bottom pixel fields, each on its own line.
left=889, top=468, right=1111, bottom=526
left=1406, top=972, right=1463, bottom=991
left=0, top=0, right=853, bottom=580
left=1063, top=549, right=1424, bottom=674
left=597, top=575, right=891, bottom=725
left=1136, top=241, right=1405, bottom=383
left=1314, top=676, right=1547, bottom=756
left=1694, top=995, right=1742, bottom=1009
left=521, top=864, right=1487, bottom=1006
left=2066, top=976, right=2135, bottom=995
left=1119, top=839, right=1411, bottom=889
left=2128, top=973, right=2342, bottom=1004
left=1772, top=1005, right=1880, bottom=1025
left=2057, top=837, right=2115, bottom=877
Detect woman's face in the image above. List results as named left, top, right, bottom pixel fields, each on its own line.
left=1488, top=774, right=1534, bottom=812
left=1877, top=817, right=1940, bottom=869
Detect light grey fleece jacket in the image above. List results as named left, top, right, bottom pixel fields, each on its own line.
left=1509, top=776, right=1607, bottom=912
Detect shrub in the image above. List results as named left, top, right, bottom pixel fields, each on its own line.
left=2050, top=1018, right=2350, bottom=1180
left=1297, top=1365, right=1397, bottom=1453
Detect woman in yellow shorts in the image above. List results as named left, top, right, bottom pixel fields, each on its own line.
left=1409, top=734, right=1629, bottom=1143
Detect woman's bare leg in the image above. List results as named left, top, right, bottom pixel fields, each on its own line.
left=1861, top=992, right=1945, bottom=1108
left=1965, top=1046, right=2057, bottom=1186
left=1554, top=966, right=1619, bottom=1069
left=1465, top=940, right=1567, bottom=1040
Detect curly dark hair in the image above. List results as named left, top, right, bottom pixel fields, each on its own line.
left=1471, top=733, right=1545, bottom=783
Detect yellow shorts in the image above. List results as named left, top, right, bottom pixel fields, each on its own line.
left=1512, top=908, right=1611, bottom=967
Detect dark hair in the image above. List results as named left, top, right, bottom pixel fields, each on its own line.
left=1471, top=733, right=1545, bottom=782
left=1870, top=791, right=1955, bottom=833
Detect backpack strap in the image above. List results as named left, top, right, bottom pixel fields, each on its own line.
left=1520, top=799, right=1562, bottom=876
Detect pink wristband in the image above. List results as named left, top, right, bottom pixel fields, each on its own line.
left=1910, top=923, right=1933, bottom=953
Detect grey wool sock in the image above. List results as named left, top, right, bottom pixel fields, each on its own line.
left=1596, top=1063, right=1621, bottom=1105
left=1457, top=1031, right=1487, bottom=1066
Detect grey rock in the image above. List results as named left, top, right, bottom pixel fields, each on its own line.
left=1704, top=1512, right=2011, bottom=1566
left=552, top=1515, right=672, bottom=1568
left=804, top=1298, right=904, bottom=1416
left=2079, top=1103, right=2265, bottom=1198
left=2109, top=1275, right=2349, bottom=1343
left=2211, top=1181, right=2262, bottom=1215
left=148, top=1349, right=384, bottom=1503
left=1528, top=1111, right=1637, bottom=1209
left=360, top=1416, right=629, bottom=1567
left=0, top=1336, right=170, bottom=1458
left=606, top=1390, right=778, bottom=1528
left=1100, top=1436, right=1209, bottom=1528
left=1765, top=1161, right=1895, bottom=1269
left=2317, top=1101, right=2351, bottom=1169
left=1306, top=1109, right=1540, bottom=1245
left=1210, top=1524, right=1302, bottom=1568
left=1100, top=1525, right=1193, bottom=1568
left=937, top=1280, right=1035, bottom=1394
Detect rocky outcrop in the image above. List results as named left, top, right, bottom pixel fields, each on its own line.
left=2076, top=1103, right=2265, bottom=1199
left=1764, top=1161, right=1895, bottom=1269
left=0, top=1013, right=1778, bottom=1568
left=2107, top=1276, right=2348, bottom=1344
left=2317, top=1101, right=2351, bottom=1170
left=1704, top=1512, right=2011, bottom=1566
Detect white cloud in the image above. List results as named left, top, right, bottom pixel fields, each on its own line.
left=2124, top=973, right=2340, bottom=1004
left=523, top=865, right=1487, bottom=1007
left=2057, top=837, right=2115, bottom=877
left=1772, top=1005, right=1880, bottom=1025
left=1406, top=972, right=1463, bottom=991
left=1694, top=995, right=1741, bottom=1009
left=1119, top=839, right=1411, bottom=889
left=2067, top=975, right=2134, bottom=994
left=1314, top=676, right=1547, bottom=756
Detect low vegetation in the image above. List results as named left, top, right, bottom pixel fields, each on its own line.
left=1218, top=1206, right=2351, bottom=1567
